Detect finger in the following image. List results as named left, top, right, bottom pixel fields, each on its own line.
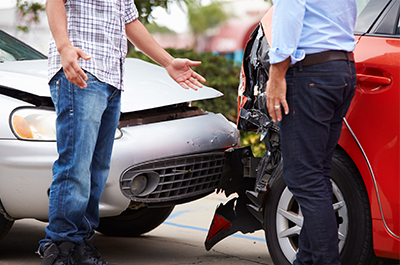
left=188, top=77, right=203, bottom=89
left=187, top=60, right=202, bottom=67
left=267, top=99, right=277, bottom=122
left=77, top=49, right=91, bottom=61
left=72, top=76, right=87, bottom=89
left=192, top=72, right=206, bottom=83
left=77, top=67, right=88, bottom=81
left=275, top=104, right=282, bottom=122
left=192, top=79, right=203, bottom=88
left=185, top=80, right=198, bottom=91
left=179, top=82, right=189, bottom=90
left=65, top=69, right=87, bottom=89
left=281, top=100, right=290, bottom=115
left=72, top=66, right=88, bottom=88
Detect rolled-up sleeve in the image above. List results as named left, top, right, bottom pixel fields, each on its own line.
left=269, top=0, right=306, bottom=64
left=125, top=0, right=139, bottom=24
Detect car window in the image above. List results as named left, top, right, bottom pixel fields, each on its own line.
left=395, top=2, right=400, bottom=35
left=355, top=0, right=391, bottom=34
left=0, top=30, right=46, bottom=62
left=397, top=15, right=400, bottom=34
left=374, top=0, right=400, bottom=35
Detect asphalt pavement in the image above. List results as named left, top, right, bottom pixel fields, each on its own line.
left=0, top=192, right=273, bottom=265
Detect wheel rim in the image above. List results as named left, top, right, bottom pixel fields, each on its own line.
left=275, top=181, right=348, bottom=263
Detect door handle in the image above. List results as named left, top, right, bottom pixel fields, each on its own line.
left=357, top=74, right=392, bottom=85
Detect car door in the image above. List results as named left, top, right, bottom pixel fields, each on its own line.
left=343, top=0, right=400, bottom=239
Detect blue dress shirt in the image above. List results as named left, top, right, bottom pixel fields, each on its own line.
left=269, top=0, right=357, bottom=65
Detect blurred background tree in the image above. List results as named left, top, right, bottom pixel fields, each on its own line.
left=135, top=0, right=188, bottom=23
left=16, top=0, right=271, bottom=32
left=186, top=1, right=228, bottom=48
left=15, top=0, right=45, bottom=32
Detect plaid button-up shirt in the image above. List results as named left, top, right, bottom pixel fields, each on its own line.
left=48, top=0, right=139, bottom=90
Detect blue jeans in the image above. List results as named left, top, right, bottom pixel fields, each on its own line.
left=280, top=59, right=356, bottom=265
left=39, top=70, right=121, bottom=249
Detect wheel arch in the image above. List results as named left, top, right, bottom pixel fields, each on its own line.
left=338, top=120, right=400, bottom=259
left=338, top=121, right=379, bottom=221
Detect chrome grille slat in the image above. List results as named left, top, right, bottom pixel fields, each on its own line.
left=120, top=152, right=225, bottom=203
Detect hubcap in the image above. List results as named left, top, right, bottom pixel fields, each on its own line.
left=275, top=181, right=348, bottom=263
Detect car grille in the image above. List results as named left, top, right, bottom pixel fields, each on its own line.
left=120, top=152, right=225, bottom=204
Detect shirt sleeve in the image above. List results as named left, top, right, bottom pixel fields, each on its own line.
left=269, top=0, right=306, bottom=65
left=125, top=0, right=139, bottom=24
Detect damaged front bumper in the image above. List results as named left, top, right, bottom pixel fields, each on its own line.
left=204, top=122, right=281, bottom=251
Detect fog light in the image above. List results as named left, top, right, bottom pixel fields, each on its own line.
left=131, top=175, right=148, bottom=195
left=129, top=171, right=160, bottom=197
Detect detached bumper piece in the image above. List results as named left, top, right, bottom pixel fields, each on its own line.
left=204, top=128, right=281, bottom=250
left=205, top=197, right=262, bottom=251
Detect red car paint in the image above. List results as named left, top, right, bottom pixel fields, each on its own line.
left=339, top=33, right=400, bottom=259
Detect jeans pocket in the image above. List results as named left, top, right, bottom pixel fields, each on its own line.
left=85, top=71, right=99, bottom=85
left=309, top=82, right=348, bottom=121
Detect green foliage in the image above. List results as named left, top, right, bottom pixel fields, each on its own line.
left=241, top=131, right=266, bottom=157
left=128, top=48, right=239, bottom=122
left=145, top=23, right=177, bottom=34
left=127, top=48, right=266, bottom=157
left=16, top=0, right=45, bottom=32
left=187, top=1, right=228, bottom=36
left=135, top=0, right=188, bottom=24
left=17, top=0, right=271, bottom=32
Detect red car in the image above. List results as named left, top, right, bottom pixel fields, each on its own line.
left=205, top=0, right=400, bottom=264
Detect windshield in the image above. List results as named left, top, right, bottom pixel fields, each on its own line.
left=0, top=30, right=46, bottom=62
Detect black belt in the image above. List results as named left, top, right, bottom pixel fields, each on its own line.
left=291, top=50, right=354, bottom=67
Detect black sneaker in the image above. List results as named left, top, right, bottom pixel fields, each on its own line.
left=75, top=235, right=111, bottom=265
left=40, top=241, right=77, bottom=265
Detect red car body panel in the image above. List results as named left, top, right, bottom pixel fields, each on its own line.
left=338, top=34, right=400, bottom=259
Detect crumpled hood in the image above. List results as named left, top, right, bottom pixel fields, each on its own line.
left=0, top=58, right=223, bottom=113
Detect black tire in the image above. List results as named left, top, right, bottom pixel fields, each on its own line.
left=0, top=214, right=13, bottom=240
left=264, top=149, right=379, bottom=265
left=96, top=205, right=174, bottom=237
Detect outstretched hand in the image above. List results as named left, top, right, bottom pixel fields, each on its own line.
left=165, top=59, right=206, bottom=90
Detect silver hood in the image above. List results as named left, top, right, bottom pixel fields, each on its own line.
left=0, top=58, right=222, bottom=113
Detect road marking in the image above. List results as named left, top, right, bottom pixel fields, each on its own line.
left=165, top=210, right=266, bottom=243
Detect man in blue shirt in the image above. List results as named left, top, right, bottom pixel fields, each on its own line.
left=266, top=0, right=357, bottom=264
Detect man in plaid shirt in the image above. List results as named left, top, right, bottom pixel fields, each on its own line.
left=39, top=0, right=206, bottom=264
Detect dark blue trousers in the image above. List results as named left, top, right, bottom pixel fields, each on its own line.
left=280, top=59, right=356, bottom=265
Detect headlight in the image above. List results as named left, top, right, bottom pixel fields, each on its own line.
left=11, top=108, right=56, bottom=140
left=10, top=107, right=122, bottom=141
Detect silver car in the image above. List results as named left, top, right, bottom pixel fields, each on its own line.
left=0, top=29, right=239, bottom=239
